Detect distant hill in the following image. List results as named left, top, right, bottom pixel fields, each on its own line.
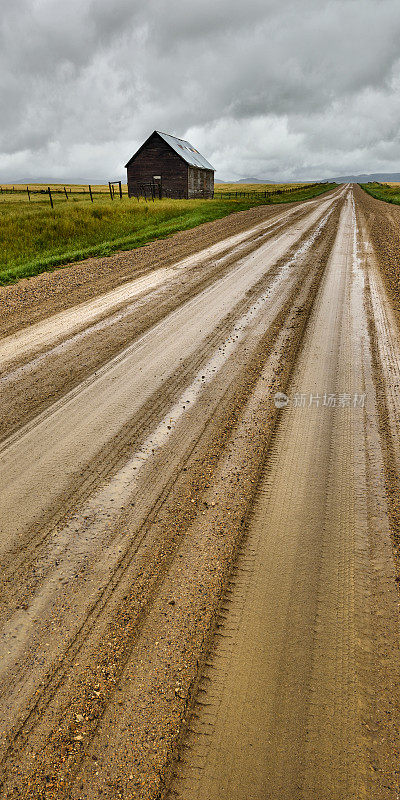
left=215, top=177, right=273, bottom=184
left=217, top=172, right=400, bottom=186
left=236, top=177, right=275, bottom=184
left=216, top=177, right=324, bottom=185
left=331, top=172, right=400, bottom=184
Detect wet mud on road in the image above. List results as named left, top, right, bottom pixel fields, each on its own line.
left=0, top=185, right=398, bottom=799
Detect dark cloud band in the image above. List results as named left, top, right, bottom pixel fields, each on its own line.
left=1, top=0, right=399, bottom=181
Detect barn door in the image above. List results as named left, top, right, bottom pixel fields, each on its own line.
left=153, top=175, right=162, bottom=199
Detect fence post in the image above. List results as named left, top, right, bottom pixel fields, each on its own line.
left=118, top=180, right=122, bottom=200
left=88, top=185, right=93, bottom=202
left=108, top=181, right=113, bottom=200
left=27, top=186, right=31, bottom=201
left=64, top=186, right=68, bottom=200
left=48, top=187, right=53, bottom=208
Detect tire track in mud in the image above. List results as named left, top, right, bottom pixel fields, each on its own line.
left=166, top=191, right=400, bottom=800
left=0, top=191, right=343, bottom=443
left=0, top=199, right=340, bottom=673
left=0, top=194, right=340, bottom=568
left=0, top=193, right=327, bottom=371
left=0, top=192, right=346, bottom=797
left=355, top=209, right=400, bottom=612
left=0, top=188, right=341, bottom=341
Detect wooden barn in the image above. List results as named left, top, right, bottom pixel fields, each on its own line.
left=125, top=130, right=215, bottom=199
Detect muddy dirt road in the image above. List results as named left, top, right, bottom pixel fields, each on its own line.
left=0, top=185, right=399, bottom=799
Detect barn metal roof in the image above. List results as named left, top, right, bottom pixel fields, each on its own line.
left=156, top=131, right=215, bottom=171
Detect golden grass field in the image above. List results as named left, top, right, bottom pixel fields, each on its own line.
left=215, top=182, right=307, bottom=193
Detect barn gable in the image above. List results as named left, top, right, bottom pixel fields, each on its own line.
left=125, top=131, right=214, bottom=171
left=125, top=131, right=214, bottom=199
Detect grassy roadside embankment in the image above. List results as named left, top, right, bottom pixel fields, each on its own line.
left=360, top=182, right=400, bottom=205
left=355, top=184, right=400, bottom=317
left=0, top=183, right=336, bottom=286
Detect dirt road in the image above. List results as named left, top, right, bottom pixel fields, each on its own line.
left=0, top=185, right=398, bottom=799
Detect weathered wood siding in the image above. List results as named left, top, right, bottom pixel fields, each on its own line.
left=188, top=167, right=214, bottom=199
left=127, top=133, right=188, bottom=198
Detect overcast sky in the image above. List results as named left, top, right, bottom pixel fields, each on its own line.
left=1, top=0, right=400, bottom=182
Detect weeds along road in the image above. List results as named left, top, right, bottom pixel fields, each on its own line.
left=0, top=185, right=398, bottom=799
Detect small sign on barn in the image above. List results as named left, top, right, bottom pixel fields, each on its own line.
left=125, top=130, right=215, bottom=199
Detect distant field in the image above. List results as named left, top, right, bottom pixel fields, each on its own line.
left=0, top=182, right=336, bottom=286
left=360, top=182, right=400, bottom=205
left=215, top=182, right=308, bottom=194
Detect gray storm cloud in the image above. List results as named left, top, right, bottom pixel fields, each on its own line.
left=0, top=0, right=399, bottom=181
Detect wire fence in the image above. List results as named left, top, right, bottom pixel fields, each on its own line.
left=0, top=181, right=126, bottom=207
left=0, top=182, right=206, bottom=204
left=213, top=182, right=326, bottom=200
left=0, top=180, right=329, bottom=207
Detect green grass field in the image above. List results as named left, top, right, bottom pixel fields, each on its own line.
left=360, top=182, right=400, bottom=205
left=0, top=182, right=336, bottom=286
